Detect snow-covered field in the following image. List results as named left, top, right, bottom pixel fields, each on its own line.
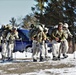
left=0, top=51, right=76, bottom=75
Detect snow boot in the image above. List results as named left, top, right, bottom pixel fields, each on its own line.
left=52, top=56, right=58, bottom=61
left=63, top=54, right=68, bottom=58
left=33, top=59, right=37, bottom=62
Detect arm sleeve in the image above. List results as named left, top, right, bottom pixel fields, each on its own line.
left=6, top=33, right=10, bottom=40
left=67, top=29, right=73, bottom=37
left=51, top=30, right=56, bottom=39
left=15, top=32, right=19, bottom=39
left=61, top=31, right=66, bottom=41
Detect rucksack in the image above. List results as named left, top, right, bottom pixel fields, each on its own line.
left=29, top=27, right=39, bottom=39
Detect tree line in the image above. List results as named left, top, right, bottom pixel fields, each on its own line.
left=9, top=0, right=76, bottom=29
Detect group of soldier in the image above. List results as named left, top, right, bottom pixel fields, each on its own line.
left=0, top=22, right=73, bottom=62
left=29, top=22, right=73, bottom=62
left=0, top=24, right=19, bottom=62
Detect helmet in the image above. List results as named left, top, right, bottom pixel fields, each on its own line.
left=4, top=25, right=7, bottom=29
left=12, top=27, right=17, bottom=31
left=7, top=24, right=12, bottom=30
left=63, top=23, right=68, bottom=28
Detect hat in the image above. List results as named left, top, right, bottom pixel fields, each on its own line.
left=58, top=22, right=63, bottom=25
left=58, top=22, right=63, bottom=27
left=63, top=23, right=68, bottom=28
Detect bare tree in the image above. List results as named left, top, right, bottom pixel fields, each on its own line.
left=9, top=17, right=16, bottom=27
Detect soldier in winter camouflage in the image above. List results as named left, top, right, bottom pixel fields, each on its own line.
left=62, top=23, right=73, bottom=57
left=6, top=27, right=19, bottom=61
left=1, top=25, right=9, bottom=61
left=43, top=27, right=50, bottom=58
left=30, top=25, right=46, bottom=62
left=37, top=25, right=46, bottom=61
left=51, top=22, right=66, bottom=60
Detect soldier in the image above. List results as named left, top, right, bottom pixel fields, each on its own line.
left=29, top=24, right=39, bottom=62
left=30, top=25, right=46, bottom=62
left=62, top=23, right=73, bottom=57
left=43, top=27, right=50, bottom=58
left=63, top=23, right=73, bottom=39
left=37, top=25, right=46, bottom=61
left=51, top=22, right=65, bottom=60
left=6, top=27, right=19, bottom=61
left=1, top=25, right=8, bottom=62
left=30, top=25, right=40, bottom=62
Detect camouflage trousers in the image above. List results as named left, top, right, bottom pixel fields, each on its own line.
left=32, top=40, right=40, bottom=60
left=52, top=40, right=61, bottom=58
left=1, top=43, right=8, bottom=58
left=61, top=39, right=69, bottom=55
left=7, top=43, right=14, bottom=59
left=39, top=41, right=46, bottom=59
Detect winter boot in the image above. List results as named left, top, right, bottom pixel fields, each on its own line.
left=52, top=56, right=58, bottom=60
left=40, top=56, right=44, bottom=62
left=63, top=54, right=68, bottom=58
left=58, top=55, right=60, bottom=60
left=2, top=55, right=6, bottom=62
left=33, top=58, right=37, bottom=62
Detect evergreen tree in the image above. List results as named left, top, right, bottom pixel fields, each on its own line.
left=32, top=0, right=76, bottom=27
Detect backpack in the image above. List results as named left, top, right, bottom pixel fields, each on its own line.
left=29, top=27, right=39, bottom=39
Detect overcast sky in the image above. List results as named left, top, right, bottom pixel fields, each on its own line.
left=0, top=0, right=35, bottom=25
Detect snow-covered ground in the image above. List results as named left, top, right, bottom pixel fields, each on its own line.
left=0, top=51, right=76, bottom=75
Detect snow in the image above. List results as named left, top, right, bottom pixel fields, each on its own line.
left=8, top=68, right=17, bottom=71
left=13, top=52, right=32, bottom=59
left=24, top=68, right=76, bottom=75
left=0, top=51, right=76, bottom=75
